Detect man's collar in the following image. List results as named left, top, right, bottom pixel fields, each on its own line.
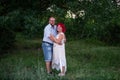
left=50, top=24, right=54, bottom=27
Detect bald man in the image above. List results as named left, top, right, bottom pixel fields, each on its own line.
left=42, top=17, right=57, bottom=74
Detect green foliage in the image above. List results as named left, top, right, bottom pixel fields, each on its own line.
left=0, top=16, right=16, bottom=53
left=104, top=23, right=120, bottom=44
left=0, top=0, right=120, bottom=45
left=1, top=9, right=48, bottom=39
left=62, top=0, right=120, bottom=44
left=0, top=0, right=51, bottom=15
left=23, top=15, right=43, bottom=38
left=27, top=10, right=49, bottom=38
left=6, top=10, right=24, bottom=32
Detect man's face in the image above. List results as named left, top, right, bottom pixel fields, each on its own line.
left=49, top=17, right=55, bottom=25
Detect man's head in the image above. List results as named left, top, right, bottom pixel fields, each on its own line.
left=49, top=17, right=55, bottom=26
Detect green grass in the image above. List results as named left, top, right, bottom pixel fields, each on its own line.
left=0, top=38, right=120, bottom=80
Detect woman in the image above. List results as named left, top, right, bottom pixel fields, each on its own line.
left=50, top=23, right=67, bottom=76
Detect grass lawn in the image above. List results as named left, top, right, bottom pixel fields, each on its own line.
left=0, top=37, right=120, bottom=80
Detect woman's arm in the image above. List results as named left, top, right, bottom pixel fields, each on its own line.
left=64, top=34, right=66, bottom=43
left=50, top=34, right=63, bottom=44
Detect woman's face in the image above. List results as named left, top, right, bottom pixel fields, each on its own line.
left=57, top=25, right=62, bottom=32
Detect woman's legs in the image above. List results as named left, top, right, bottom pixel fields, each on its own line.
left=61, top=66, right=65, bottom=74
left=58, top=66, right=65, bottom=76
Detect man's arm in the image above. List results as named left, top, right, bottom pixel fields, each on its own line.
left=50, top=34, right=63, bottom=44
left=44, top=27, right=54, bottom=42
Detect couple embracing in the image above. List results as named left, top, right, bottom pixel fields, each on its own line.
left=42, top=17, right=67, bottom=76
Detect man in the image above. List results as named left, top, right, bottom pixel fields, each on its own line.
left=42, top=17, right=57, bottom=74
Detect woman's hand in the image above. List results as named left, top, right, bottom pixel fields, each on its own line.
left=50, top=34, right=63, bottom=45
left=49, top=34, right=55, bottom=41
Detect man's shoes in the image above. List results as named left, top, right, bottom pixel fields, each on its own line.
left=47, top=72, right=53, bottom=75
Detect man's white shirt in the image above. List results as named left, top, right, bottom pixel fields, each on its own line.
left=43, top=24, right=57, bottom=44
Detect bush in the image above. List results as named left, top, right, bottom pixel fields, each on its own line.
left=6, top=10, right=24, bottom=32
left=0, top=16, right=16, bottom=54
left=2, top=10, right=47, bottom=39
left=23, top=15, right=45, bottom=38
left=103, top=23, right=120, bottom=44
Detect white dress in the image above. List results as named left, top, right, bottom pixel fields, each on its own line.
left=52, top=32, right=67, bottom=72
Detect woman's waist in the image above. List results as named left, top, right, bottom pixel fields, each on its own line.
left=53, top=43, right=64, bottom=47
